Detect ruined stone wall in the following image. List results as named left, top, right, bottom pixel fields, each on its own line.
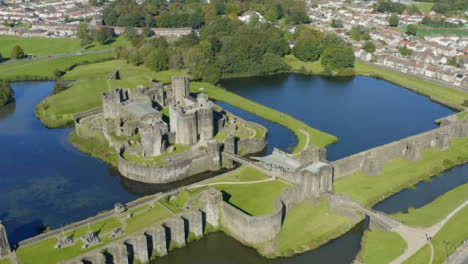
left=118, top=155, right=191, bottom=184
left=118, top=148, right=221, bottom=184
left=0, top=222, right=10, bottom=258
left=220, top=199, right=283, bottom=245
left=332, top=120, right=467, bottom=179
left=59, top=191, right=222, bottom=264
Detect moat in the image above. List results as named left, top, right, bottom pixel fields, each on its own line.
left=0, top=74, right=461, bottom=263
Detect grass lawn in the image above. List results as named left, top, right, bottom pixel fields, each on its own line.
left=0, top=36, right=129, bottom=59
left=216, top=180, right=289, bottom=216
left=125, top=202, right=173, bottom=234
left=405, top=206, right=468, bottom=264
left=17, top=217, right=122, bottom=264
left=393, top=181, right=468, bottom=227
left=0, top=52, right=115, bottom=81
left=0, top=258, right=10, bottom=264
left=354, top=62, right=468, bottom=108
left=272, top=199, right=361, bottom=257
left=415, top=2, right=433, bottom=12
left=191, top=82, right=337, bottom=151
left=160, top=187, right=209, bottom=213
left=403, top=244, right=431, bottom=264
left=285, top=55, right=325, bottom=74
left=334, top=138, right=468, bottom=206
left=208, top=167, right=268, bottom=184
left=0, top=36, right=80, bottom=58
left=357, top=230, right=406, bottom=264
left=122, top=144, right=190, bottom=166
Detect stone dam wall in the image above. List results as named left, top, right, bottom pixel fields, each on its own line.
left=332, top=120, right=468, bottom=179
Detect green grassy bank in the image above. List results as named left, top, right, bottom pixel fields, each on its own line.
left=0, top=53, right=115, bottom=81
left=393, top=180, right=468, bottom=227
left=357, top=230, right=407, bottom=264
left=0, top=36, right=129, bottom=60
left=334, top=138, right=468, bottom=207
left=0, top=258, right=10, bottom=264
left=68, top=131, right=119, bottom=167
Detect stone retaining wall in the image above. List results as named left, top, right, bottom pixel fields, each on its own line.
left=220, top=198, right=284, bottom=245
left=332, top=120, right=468, bottom=179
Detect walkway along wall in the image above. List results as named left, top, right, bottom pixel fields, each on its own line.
left=60, top=189, right=223, bottom=264
left=331, top=120, right=468, bottom=179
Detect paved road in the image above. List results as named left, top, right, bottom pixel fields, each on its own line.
left=0, top=49, right=113, bottom=65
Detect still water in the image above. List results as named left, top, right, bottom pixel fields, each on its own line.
left=220, top=74, right=455, bottom=160
left=0, top=75, right=462, bottom=263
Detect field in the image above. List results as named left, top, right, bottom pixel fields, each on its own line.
left=357, top=230, right=407, bottom=264
left=0, top=36, right=129, bottom=59
left=0, top=52, right=115, bottom=81
left=0, top=258, right=10, bottom=264
left=334, top=138, right=468, bottom=206
left=415, top=2, right=434, bottom=12
left=417, top=27, right=468, bottom=37
left=216, top=180, right=289, bottom=216
left=271, top=199, right=361, bottom=257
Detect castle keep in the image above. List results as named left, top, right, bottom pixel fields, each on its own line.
left=74, top=76, right=267, bottom=184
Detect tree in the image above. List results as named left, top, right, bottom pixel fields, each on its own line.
left=11, top=45, right=24, bottom=59
left=399, top=45, right=412, bottom=56
left=265, top=4, right=283, bottom=22
left=447, top=57, right=457, bottom=67
left=77, top=22, right=91, bottom=47
left=331, top=19, right=343, bottom=28
left=407, top=5, right=421, bottom=15
left=421, top=16, right=431, bottom=25
left=144, top=48, right=169, bottom=72
left=362, top=41, right=376, bottom=53
left=0, top=80, right=14, bottom=106
left=321, top=45, right=355, bottom=69
left=388, top=14, right=399, bottom=27
left=292, top=36, right=322, bottom=62
left=350, top=26, right=361, bottom=41
left=406, top=24, right=418, bottom=36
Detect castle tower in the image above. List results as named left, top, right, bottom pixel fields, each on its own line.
left=140, top=123, right=168, bottom=156
left=102, top=89, right=123, bottom=119
left=0, top=221, right=11, bottom=258
left=196, top=94, right=214, bottom=140
left=175, top=111, right=198, bottom=145
left=172, top=76, right=190, bottom=105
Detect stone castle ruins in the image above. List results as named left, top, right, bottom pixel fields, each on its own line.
left=74, top=76, right=267, bottom=184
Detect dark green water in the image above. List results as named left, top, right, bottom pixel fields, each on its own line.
left=0, top=76, right=464, bottom=264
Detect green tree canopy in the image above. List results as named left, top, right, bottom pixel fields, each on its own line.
left=11, top=45, right=24, bottom=59
left=388, top=14, right=399, bottom=27
left=406, top=24, right=418, bottom=36
left=0, top=80, right=14, bottom=106
left=362, top=41, right=376, bottom=53
left=321, top=44, right=355, bottom=69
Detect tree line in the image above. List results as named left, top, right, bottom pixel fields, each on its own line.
left=101, top=0, right=310, bottom=28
